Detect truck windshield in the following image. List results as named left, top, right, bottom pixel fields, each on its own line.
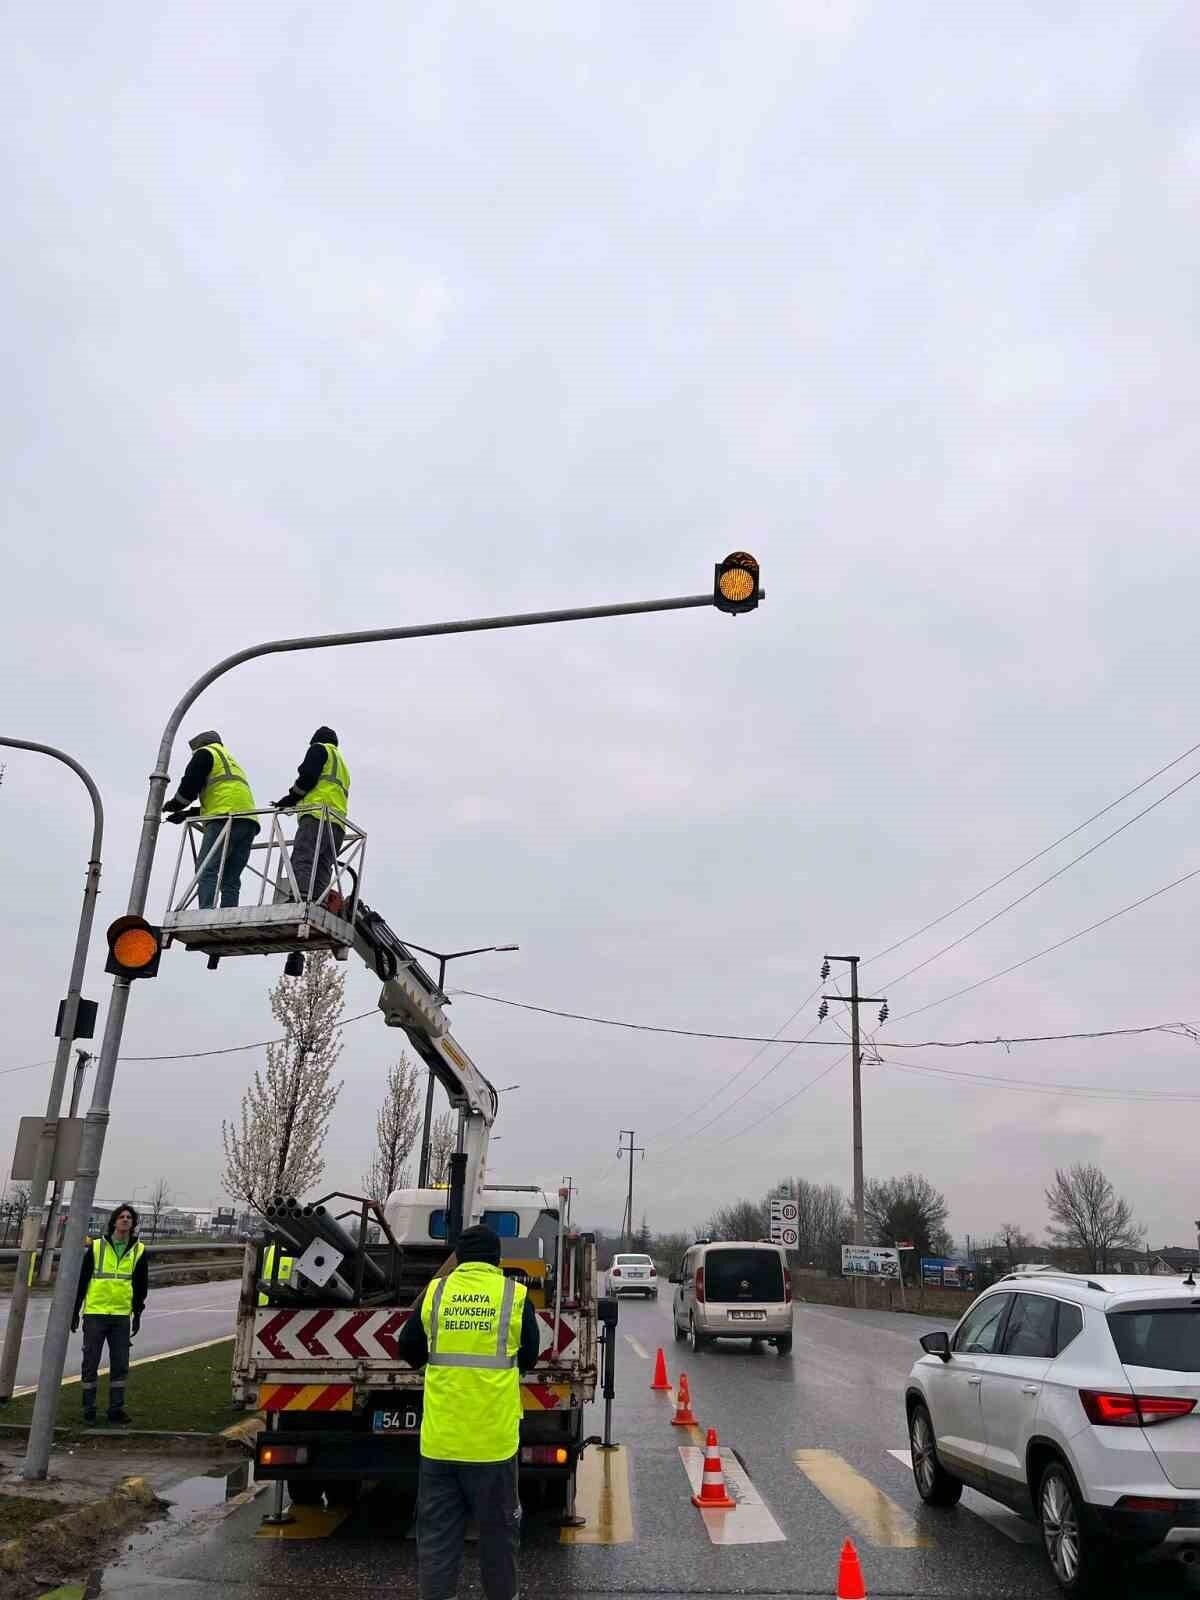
left=704, top=1249, right=784, bottom=1303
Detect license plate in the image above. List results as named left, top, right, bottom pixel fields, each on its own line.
left=372, top=1405, right=421, bottom=1434
left=729, top=1310, right=766, bottom=1321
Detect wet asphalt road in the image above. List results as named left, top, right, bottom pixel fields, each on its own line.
left=86, top=1293, right=1200, bottom=1598
left=2, top=1278, right=240, bottom=1390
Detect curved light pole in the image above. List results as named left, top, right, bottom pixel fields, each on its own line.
left=403, top=942, right=519, bottom=1186
left=24, top=562, right=761, bottom=1478
left=0, top=740, right=103, bottom=1405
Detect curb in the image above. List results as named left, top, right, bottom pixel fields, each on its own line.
left=0, top=1474, right=159, bottom=1576
left=1, top=1422, right=246, bottom=1452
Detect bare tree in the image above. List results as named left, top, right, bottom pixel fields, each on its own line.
left=222, top=952, right=345, bottom=1209
left=0, top=1183, right=31, bottom=1246
left=1045, top=1163, right=1144, bottom=1271
left=995, top=1220, right=1033, bottom=1268
left=864, top=1173, right=950, bottom=1259
left=787, top=1177, right=851, bottom=1273
left=706, top=1198, right=767, bottom=1240
left=362, top=1055, right=422, bottom=1205
left=427, top=1111, right=456, bottom=1186
left=146, top=1177, right=172, bottom=1241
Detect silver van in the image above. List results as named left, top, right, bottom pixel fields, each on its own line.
left=670, top=1239, right=793, bottom=1355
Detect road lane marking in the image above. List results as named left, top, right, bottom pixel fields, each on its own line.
left=887, top=1450, right=1040, bottom=1546
left=560, top=1444, right=634, bottom=1544
left=624, top=1335, right=649, bottom=1359
left=11, top=1335, right=232, bottom=1398
left=679, top=1447, right=786, bottom=1544
left=793, top=1448, right=932, bottom=1548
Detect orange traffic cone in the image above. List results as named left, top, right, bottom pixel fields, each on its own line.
left=691, top=1427, right=736, bottom=1509
left=836, top=1537, right=867, bottom=1599
left=651, top=1347, right=670, bottom=1391
left=671, top=1372, right=698, bottom=1427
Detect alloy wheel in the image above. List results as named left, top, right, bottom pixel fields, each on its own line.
left=1041, top=1470, right=1080, bottom=1585
left=910, top=1410, right=936, bottom=1497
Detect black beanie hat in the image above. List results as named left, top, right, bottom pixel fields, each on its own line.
left=311, top=726, right=338, bottom=746
left=456, top=1224, right=502, bottom=1265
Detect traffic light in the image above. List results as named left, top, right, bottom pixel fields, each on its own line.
left=104, top=915, right=164, bottom=979
left=713, top=551, right=761, bottom=614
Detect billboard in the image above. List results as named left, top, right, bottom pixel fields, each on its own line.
left=920, top=1256, right=977, bottom=1290
left=841, top=1244, right=900, bottom=1279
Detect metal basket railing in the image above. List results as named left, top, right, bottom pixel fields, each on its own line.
left=164, top=806, right=366, bottom=922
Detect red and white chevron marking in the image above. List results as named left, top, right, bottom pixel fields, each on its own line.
left=252, top=1306, right=580, bottom=1365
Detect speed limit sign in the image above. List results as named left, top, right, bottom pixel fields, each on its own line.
left=780, top=1225, right=798, bottom=1247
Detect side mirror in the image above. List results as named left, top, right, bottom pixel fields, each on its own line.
left=920, top=1330, right=952, bottom=1363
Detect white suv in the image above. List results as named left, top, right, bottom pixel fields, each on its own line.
left=905, top=1273, right=1200, bottom=1595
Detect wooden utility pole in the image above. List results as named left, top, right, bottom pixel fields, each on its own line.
left=617, top=1130, right=644, bottom=1250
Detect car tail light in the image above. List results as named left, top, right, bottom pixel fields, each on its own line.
left=784, top=1266, right=792, bottom=1305
left=1080, top=1390, right=1197, bottom=1427
left=649, top=1266, right=657, bottom=1277
left=1117, top=1496, right=1178, bottom=1512
left=695, top=1266, right=705, bottom=1303
left=520, top=1445, right=570, bottom=1465
left=611, top=1267, right=621, bottom=1276
left=259, top=1444, right=309, bottom=1466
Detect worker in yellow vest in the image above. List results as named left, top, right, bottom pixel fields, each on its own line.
left=273, top=725, right=350, bottom=908
left=163, top=730, right=261, bottom=908
left=258, top=1243, right=296, bottom=1306
left=70, top=1203, right=148, bottom=1425
left=397, top=1225, right=541, bottom=1600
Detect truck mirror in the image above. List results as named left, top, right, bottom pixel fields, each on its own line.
left=597, top=1295, right=619, bottom=1327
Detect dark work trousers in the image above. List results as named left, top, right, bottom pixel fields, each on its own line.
left=418, top=1454, right=520, bottom=1600
left=80, top=1314, right=131, bottom=1418
left=288, top=814, right=344, bottom=902
left=197, top=817, right=259, bottom=908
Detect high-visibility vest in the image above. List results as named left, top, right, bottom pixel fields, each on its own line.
left=83, top=1238, right=145, bottom=1318
left=297, top=744, right=350, bottom=823
left=198, top=743, right=256, bottom=817
left=419, top=1262, right=526, bottom=1462
left=258, top=1244, right=295, bottom=1306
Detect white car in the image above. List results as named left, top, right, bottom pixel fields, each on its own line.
left=905, top=1272, right=1200, bottom=1596
left=605, top=1253, right=658, bottom=1298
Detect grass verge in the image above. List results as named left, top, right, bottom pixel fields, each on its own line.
left=0, top=1492, right=65, bottom=1540
left=3, top=1339, right=238, bottom=1435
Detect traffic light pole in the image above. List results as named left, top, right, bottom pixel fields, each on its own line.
left=23, top=582, right=736, bottom=1479
left=822, top=956, right=886, bottom=1308
left=0, top=741, right=103, bottom=1408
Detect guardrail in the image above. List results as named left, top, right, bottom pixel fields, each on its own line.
left=0, top=1241, right=244, bottom=1264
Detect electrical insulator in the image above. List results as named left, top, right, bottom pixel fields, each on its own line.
left=817, top=999, right=829, bottom=1022
left=878, top=1002, right=889, bottom=1024
left=820, top=958, right=830, bottom=981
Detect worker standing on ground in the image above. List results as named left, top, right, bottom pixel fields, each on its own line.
left=162, top=731, right=260, bottom=908
left=273, top=725, right=350, bottom=903
left=397, top=1224, right=541, bottom=1600
left=71, top=1203, right=148, bottom=1425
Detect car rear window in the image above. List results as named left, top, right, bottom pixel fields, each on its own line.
left=703, top=1248, right=784, bottom=1303
left=1108, top=1308, right=1200, bottom=1372
left=616, top=1255, right=652, bottom=1266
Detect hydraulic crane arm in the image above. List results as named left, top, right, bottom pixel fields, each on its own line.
left=351, top=900, right=498, bottom=1227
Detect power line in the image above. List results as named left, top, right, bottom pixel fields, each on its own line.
left=880, top=765, right=1200, bottom=992
left=893, top=862, right=1200, bottom=1023
left=456, top=989, right=1198, bottom=1052
left=870, top=1051, right=1200, bottom=1104
left=865, top=733, right=1200, bottom=967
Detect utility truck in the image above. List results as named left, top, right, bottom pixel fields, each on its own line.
left=160, top=811, right=602, bottom=1515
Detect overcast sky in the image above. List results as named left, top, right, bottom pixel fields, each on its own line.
left=4, top=3, right=1199, bottom=1252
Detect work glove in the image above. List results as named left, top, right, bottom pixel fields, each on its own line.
left=131, top=1315, right=141, bottom=1340
left=164, top=810, right=188, bottom=825
left=71, top=1315, right=79, bottom=1334
left=272, top=794, right=296, bottom=810
left=163, top=798, right=187, bottom=823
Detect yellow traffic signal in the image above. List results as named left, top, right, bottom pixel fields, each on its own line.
left=104, top=915, right=163, bottom=979
left=714, top=551, right=761, bottom=614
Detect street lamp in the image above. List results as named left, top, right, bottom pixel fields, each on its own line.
left=0, top=740, right=103, bottom=1404
left=24, top=558, right=762, bottom=1480
left=402, top=943, right=520, bottom=1186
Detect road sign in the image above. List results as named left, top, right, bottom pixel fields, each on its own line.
left=841, top=1244, right=900, bottom=1279
left=769, top=1197, right=798, bottom=1246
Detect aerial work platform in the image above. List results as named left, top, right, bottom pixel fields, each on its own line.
left=161, top=807, right=365, bottom=960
